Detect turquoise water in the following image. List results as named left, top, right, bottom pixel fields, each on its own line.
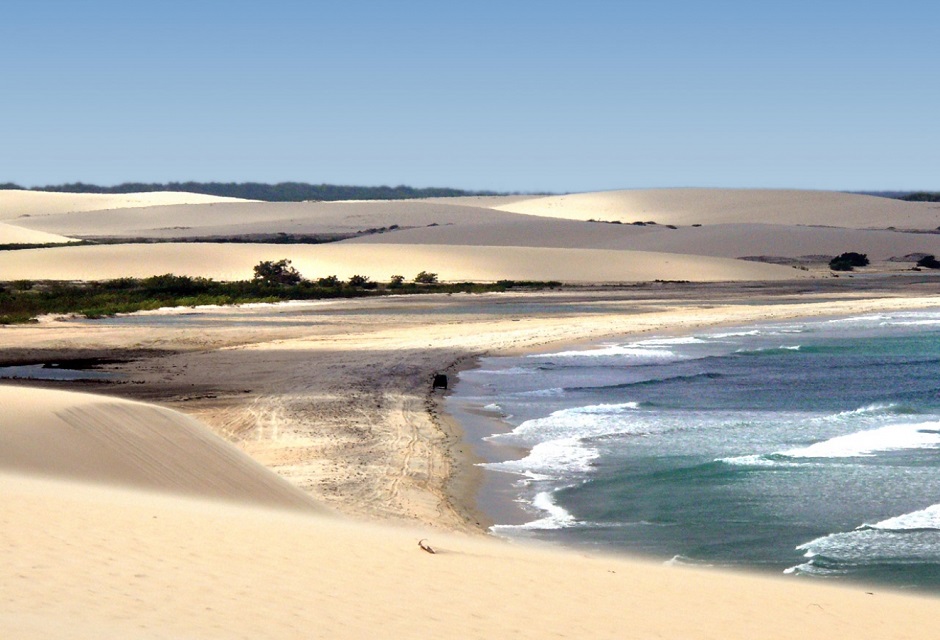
left=450, top=310, right=940, bottom=591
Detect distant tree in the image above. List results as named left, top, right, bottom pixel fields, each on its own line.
left=253, top=259, right=303, bottom=286
left=316, top=275, right=341, bottom=287
left=829, top=252, right=869, bottom=271
left=917, top=255, right=940, bottom=269
left=414, top=271, right=439, bottom=284
left=389, top=275, right=405, bottom=288
left=348, top=274, right=371, bottom=288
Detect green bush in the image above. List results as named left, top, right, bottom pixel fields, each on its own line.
left=917, top=255, right=940, bottom=269
left=253, top=259, right=303, bottom=286
left=829, top=252, right=869, bottom=271
left=414, top=271, right=439, bottom=284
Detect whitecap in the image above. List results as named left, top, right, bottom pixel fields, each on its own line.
left=780, top=421, right=940, bottom=458
left=632, top=336, right=706, bottom=346
left=483, top=437, right=599, bottom=477
left=487, top=402, right=643, bottom=445
left=516, top=387, right=565, bottom=398
left=818, top=403, right=898, bottom=422
left=535, top=345, right=679, bottom=360
left=491, top=490, right=579, bottom=532
left=864, top=503, right=940, bottom=532
left=718, top=454, right=807, bottom=468
left=707, top=329, right=763, bottom=339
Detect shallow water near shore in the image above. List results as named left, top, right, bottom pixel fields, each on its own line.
left=449, top=310, right=940, bottom=591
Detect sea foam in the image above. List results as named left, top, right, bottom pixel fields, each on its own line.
left=780, top=421, right=940, bottom=458
left=865, top=503, right=940, bottom=532
left=484, top=437, right=599, bottom=477
left=488, top=402, right=643, bottom=445
left=490, top=490, right=579, bottom=532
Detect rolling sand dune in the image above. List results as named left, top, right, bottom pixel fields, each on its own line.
left=348, top=219, right=940, bottom=262
left=492, top=189, right=940, bottom=229
left=0, top=189, right=253, bottom=220
left=3, top=384, right=938, bottom=639
left=5, top=199, right=524, bottom=239
left=0, top=386, right=319, bottom=510
left=0, top=222, right=74, bottom=245
left=0, top=242, right=806, bottom=282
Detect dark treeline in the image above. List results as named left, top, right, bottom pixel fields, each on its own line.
left=0, top=181, right=510, bottom=201
left=900, top=192, right=940, bottom=203
left=852, top=191, right=940, bottom=202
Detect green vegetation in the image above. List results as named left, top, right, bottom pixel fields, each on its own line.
left=347, top=274, right=375, bottom=289
left=0, top=181, right=512, bottom=202
left=0, top=272, right=563, bottom=324
left=414, top=271, right=439, bottom=284
left=252, top=259, right=303, bottom=286
left=829, top=252, right=870, bottom=271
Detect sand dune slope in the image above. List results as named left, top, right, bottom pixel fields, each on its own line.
left=493, top=189, right=940, bottom=229
left=0, top=222, right=75, bottom=245
left=0, top=190, right=254, bottom=220
left=0, top=242, right=807, bottom=282
left=3, top=470, right=936, bottom=640
left=0, top=386, right=320, bottom=510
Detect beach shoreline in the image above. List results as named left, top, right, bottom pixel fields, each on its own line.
left=6, top=280, right=940, bottom=535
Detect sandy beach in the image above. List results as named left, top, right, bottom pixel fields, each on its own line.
left=3, top=188, right=940, bottom=637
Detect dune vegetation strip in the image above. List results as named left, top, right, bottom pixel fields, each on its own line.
left=0, top=267, right=562, bottom=324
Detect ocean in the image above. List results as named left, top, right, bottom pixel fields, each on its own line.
left=448, top=309, right=940, bottom=591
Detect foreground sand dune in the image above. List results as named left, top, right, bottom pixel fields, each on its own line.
left=2, top=389, right=937, bottom=640
left=0, top=242, right=806, bottom=282
left=3, top=443, right=937, bottom=639
left=0, top=189, right=253, bottom=219
left=0, top=386, right=319, bottom=510
left=492, top=188, right=940, bottom=229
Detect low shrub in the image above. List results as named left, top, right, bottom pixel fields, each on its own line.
left=829, top=252, right=869, bottom=271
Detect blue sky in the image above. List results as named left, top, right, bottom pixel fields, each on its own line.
left=2, top=0, right=937, bottom=192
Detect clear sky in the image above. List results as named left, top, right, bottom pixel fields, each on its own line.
left=2, top=0, right=937, bottom=192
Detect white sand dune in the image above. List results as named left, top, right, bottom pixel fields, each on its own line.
left=492, top=189, right=940, bottom=230
left=0, top=189, right=253, bottom=220
left=1, top=385, right=936, bottom=639
left=5, top=188, right=938, bottom=271
left=0, top=221, right=75, bottom=245
left=0, top=386, right=320, bottom=510
left=5, top=199, right=523, bottom=238
left=0, top=242, right=806, bottom=283
left=348, top=219, right=940, bottom=262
